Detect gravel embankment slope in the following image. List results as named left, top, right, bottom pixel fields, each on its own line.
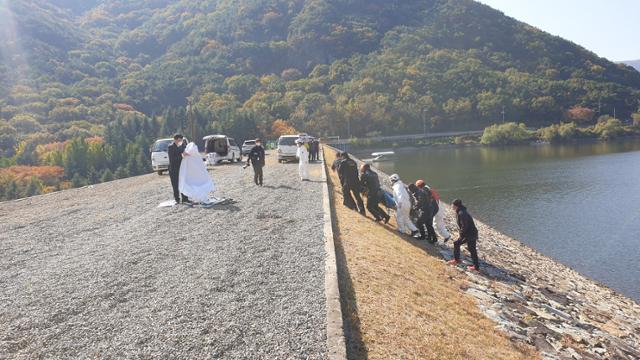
left=0, top=154, right=328, bottom=359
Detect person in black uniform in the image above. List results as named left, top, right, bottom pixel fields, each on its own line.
left=338, top=152, right=366, bottom=215
left=448, top=199, right=480, bottom=271
left=246, top=138, right=266, bottom=186
left=359, top=164, right=390, bottom=223
left=408, top=183, right=437, bottom=243
left=167, top=134, right=189, bottom=204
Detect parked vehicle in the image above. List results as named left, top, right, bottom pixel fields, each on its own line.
left=277, top=135, right=301, bottom=162
left=242, top=140, right=256, bottom=155
left=203, top=135, right=242, bottom=166
left=150, top=137, right=188, bottom=175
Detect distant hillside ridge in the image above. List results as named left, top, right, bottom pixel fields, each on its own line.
left=2, top=0, right=640, bottom=140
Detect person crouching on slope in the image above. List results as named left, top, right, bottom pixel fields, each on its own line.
left=408, top=183, right=437, bottom=243
left=296, top=140, right=309, bottom=181
left=389, top=174, right=419, bottom=237
left=338, top=153, right=366, bottom=215
left=359, top=164, right=390, bottom=223
left=448, top=199, right=480, bottom=271
left=416, top=180, right=451, bottom=243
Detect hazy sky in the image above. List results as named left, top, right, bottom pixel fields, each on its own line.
left=477, top=0, right=640, bottom=61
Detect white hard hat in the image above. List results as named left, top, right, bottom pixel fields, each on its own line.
left=389, top=174, right=400, bottom=183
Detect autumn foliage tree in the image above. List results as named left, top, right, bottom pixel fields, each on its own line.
left=566, top=106, right=596, bottom=124
left=270, top=119, right=297, bottom=137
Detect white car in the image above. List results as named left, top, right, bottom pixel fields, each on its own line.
left=203, top=135, right=242, bottom=166
left=150, top=137, right=189, bottom=175
left=277, top=135, right=301, bottom=162
left=242, top=140, right=256, bottom=155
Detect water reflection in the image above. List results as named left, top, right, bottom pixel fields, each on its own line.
left=358, top=139, right=640, bottom=301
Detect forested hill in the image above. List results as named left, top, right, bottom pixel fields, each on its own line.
left=623, top=60, right=640, bottom=72
left=1, top=0, right=640, bottom=200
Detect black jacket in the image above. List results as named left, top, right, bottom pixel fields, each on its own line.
left=331, top=158, right=344, bottom=183
left=360, top=169, right=381, bottom=196
left=167, top=141, right=186, bottom=172
left=247, top=145, right=265, bottom=167
left=456, top=205, right=478, bottom=239
left=412, top=188, right=435, bottom=216
left=338, top=158, right=360, bottom=188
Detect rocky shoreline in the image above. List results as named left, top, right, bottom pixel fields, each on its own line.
left=341, top=148, right=640, bottom=360
left=438, top=210, right=640, bottom=360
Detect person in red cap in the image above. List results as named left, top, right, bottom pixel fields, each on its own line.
left=416, top=180, right=451, bottom=242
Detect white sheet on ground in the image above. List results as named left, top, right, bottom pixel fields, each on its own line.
left=179, top=142, right=216, bottom=203
left=158, top=200, right=177, bottom=208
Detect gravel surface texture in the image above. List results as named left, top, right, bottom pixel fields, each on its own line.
left=0, top=154, right=328, bottom=359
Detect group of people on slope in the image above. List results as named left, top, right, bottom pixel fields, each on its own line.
left=332, top=151, right=480, bottom=271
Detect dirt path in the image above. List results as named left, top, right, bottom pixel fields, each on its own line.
left=0, top=153, right=328, bottom=359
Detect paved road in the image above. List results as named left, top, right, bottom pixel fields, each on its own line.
left=0, top=154, right=328, bottom=359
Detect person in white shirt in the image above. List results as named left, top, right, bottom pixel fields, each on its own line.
left=296, top=140, right=309, bottom=181
left=389, top=174, right=419, bottom=236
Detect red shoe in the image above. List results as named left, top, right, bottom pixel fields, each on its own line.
left=447, top=259, right=460, bottom=266
left=467, top=266, right=479, bottom=272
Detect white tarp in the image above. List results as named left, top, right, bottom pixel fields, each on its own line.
left=179, top=142, right=216, bottom=203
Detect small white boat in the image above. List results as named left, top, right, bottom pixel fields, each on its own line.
left=371, top=151, right=396, bottom=162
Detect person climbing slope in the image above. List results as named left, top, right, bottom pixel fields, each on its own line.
left=448, top=199, right=480, bottom=271
left=416, top=180, right=451, bottom=242
left=360, top=164, right=390, bottom=223
left=390, top=174, right=419, bottom=237
left=408, top=183, right=437, bottom=242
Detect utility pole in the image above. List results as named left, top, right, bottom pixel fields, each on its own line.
left=422, top=108, right=427, bottom=137
left=501, top=106, right=506, bottom=123
left=613, top=106, right=616, bottom=120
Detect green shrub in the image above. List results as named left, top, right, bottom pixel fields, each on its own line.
left=480, top=122, right=533, bottom=145
left=593, top=118, right=626, bottom=140
left=537, top=122, right=578, bottom=143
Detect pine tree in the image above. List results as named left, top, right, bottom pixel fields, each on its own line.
left=100, top=169, right=114, bottom=183
left=114, top=166, right=129, bottom=179
left=6, top=180, right=18, bottom=200
left=24, top=177, right=42, bottom=197
left=71, top=173, right=87, bottom=188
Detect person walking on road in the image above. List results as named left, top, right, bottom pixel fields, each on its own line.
left=246, top=138, right=265, bottom=186
left=360, top=164, right=390, bottom=223
left=408, top=183, right=437, bottom=242
left=448, top=199, right=480, bottom=271
left=168, top=134, right=190, bottom=204
left=416, top=180, right=451, bottom=242
left=338, top=153, right=366, bottom=214
left=390, top=174, right=419, bottom=236
left=296, top=140, right=309, bottom=181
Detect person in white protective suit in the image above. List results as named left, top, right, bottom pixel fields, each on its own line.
left=179, top=142, right=216, bottom=204
left=296, top=140, right=309, bottom=181
left=416, top=179, right=451, bottom=242
left=389, top=174, right=419, bottom=236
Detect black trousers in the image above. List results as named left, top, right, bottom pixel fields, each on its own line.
left=169, top=169, right=188, bottom=203
left=253, top=164, right=263, bottom=185
left=454, top=236, right=480, bottom=268
left=366, top=192, right=389, bottom=221
left=417, top=212, right=436, bottom=241
left=343, top=183, right=365, bottom=214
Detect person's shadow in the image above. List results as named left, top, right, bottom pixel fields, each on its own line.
left=262, top=185, right=298, bottom=191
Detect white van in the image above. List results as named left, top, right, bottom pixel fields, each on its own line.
left=203, top=135, right=242, bottom=166
left=277, top=135, right=301, bottom=162
left=151, top=137, right=191, bottom=175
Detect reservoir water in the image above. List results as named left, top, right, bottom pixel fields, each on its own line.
left=358, top=140, right=640, bottom=301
